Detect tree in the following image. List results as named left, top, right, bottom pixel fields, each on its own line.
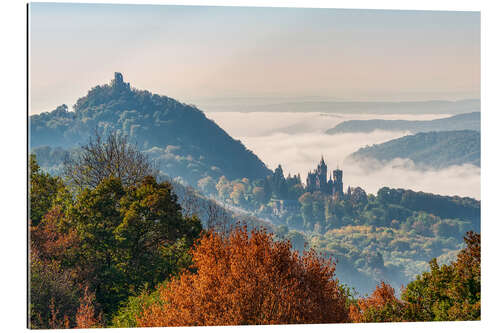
left=349, top=281, right=405, bottom=323
left=29, top=205, right=81, bottom=329
left=216, top=176, right=232, bottom=199
left=29, top=154, right=64, bottom=226
left=252, top=186, right=266, bottom=205
left=402, top=231, right=480, bottom=321
left=197, top=176, right=216, bottom=194
left=63, top=130, right=157, bottom=190
left=349, top=231, right=481, bottom=323
left=137, top=226, right=348, bottom=326
left=230, top=185, right=245, bottom=205
left=66, top=176, right=202, bottom=314
left=75, top=287, right=104, bottom=328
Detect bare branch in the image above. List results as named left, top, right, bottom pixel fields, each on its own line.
left=63, top=129, right=157, bottom=190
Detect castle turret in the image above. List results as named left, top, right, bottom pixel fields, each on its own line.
left=332, top=168, right=344, bottom=200
left=316, top=155, right=328, bottom=192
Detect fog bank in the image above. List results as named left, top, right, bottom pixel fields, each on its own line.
left=206, top=112, right=480, bottom=199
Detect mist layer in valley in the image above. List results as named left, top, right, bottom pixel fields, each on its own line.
left=206, top=111, right=480, bottom=199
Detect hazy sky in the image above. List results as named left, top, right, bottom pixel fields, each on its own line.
left=30, top=3, right=480, bottom=114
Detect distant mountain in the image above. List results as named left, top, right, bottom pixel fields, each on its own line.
left=197, top=98, right=480, bottom=114
left=326, top=112, right=480, bottom=135
left=30, top=73, right=271, bottom=184
left=347, top=130, right=480, bottom=169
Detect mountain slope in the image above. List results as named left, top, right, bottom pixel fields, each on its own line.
left=30, top=73, right=271, bottom=184
left=347, top=130, right=480, bottom=169
left=326, top=112, right=480, bottom=135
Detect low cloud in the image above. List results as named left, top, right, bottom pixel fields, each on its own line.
left=344, top=158, right=480, bottom=199
left=206, top=112, right=480, bottom=199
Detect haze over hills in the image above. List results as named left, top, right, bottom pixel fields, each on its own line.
left=28, top=74, right=482, bottom=299
left=196, top=98, right=480, bottom=114
left=29, top=73, right=271, bottom=185
left=326, top=112, right=480, bottom=135
left=347, top=130, right=480, bottom=170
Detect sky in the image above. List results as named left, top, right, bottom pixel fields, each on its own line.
left=29, top=3, right=480, bottom=114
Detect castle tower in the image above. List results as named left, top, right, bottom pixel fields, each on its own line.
left=306, top=171, right=315, bottom=192
left=332, top=168, right=344, bottom=200
left=111, top=72, right=130, bottom=91
left=316, top=155, right=328, bottom=193
left=114, top=72, right=123, bottom=85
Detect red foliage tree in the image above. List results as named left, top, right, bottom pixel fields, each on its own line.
left=349, top=281, right=405, bottom=323
left=137, top=226, right=348, bottom=326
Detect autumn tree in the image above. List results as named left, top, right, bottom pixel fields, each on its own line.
left=137, top=225, right=348, bottom=327
left=75, top=287, right=104, bottom=328
left=29, top=205, right=81, bottom=328
left=349, top=281, right=406, bottom=323
left=197, top=176, right=216, bottom=194
left=63, top=130, right=157, bottom=190
left=216, top=176, right=232, bottom=199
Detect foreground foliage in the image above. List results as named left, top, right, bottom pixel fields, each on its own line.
left=402, top=231, right=480, bottom=321
left=136, top=226, right=349, bottom=326
left=29, top=154, right=202, bottom=328
left=29, top=145, right=481, bottom=327
left=349, top=231, right=480, bottom=322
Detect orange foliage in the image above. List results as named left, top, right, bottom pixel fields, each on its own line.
left=137, top=226, right=348, bottom=326
left=75, top=287, right=103, bottom=328
left=30, top=206, right=79, bottom=263
left=47, top=298, right=70, bottom=329
left=349, top=281, right=405, bottom=323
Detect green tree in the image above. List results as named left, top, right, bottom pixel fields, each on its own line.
left=402, top=231, right=480, bottom=321
left=67, top=176, right=202, bottom=314
left=29, top=154, right=64, bottom=226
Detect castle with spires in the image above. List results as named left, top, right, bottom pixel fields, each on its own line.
left=305, top=156, right=344, bottom=200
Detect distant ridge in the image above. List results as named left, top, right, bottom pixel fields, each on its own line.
left=326, top=112, right=480, bottom=135
left=197, top=98, right=480, bottom=114
left=347, top=130, right=480, bottom=169
left=30, top=73, right=272, bottom=185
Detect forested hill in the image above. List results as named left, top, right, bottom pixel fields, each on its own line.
left=30, top=73, right=271, bottom=184
left=348, top=130, right=480, bottom=169
left=326, top=112, right=480, bottom=135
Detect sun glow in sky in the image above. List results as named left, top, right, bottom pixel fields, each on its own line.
left=30, top=3, right=480, bottom=114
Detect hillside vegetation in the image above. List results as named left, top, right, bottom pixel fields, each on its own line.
left=348, top=130, right=480, bottom=169
left=29, top=134, right=481, bottom=328
left=30, top=73, right=271, bottom=185
left=326, top=112, right=480, bottom=135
